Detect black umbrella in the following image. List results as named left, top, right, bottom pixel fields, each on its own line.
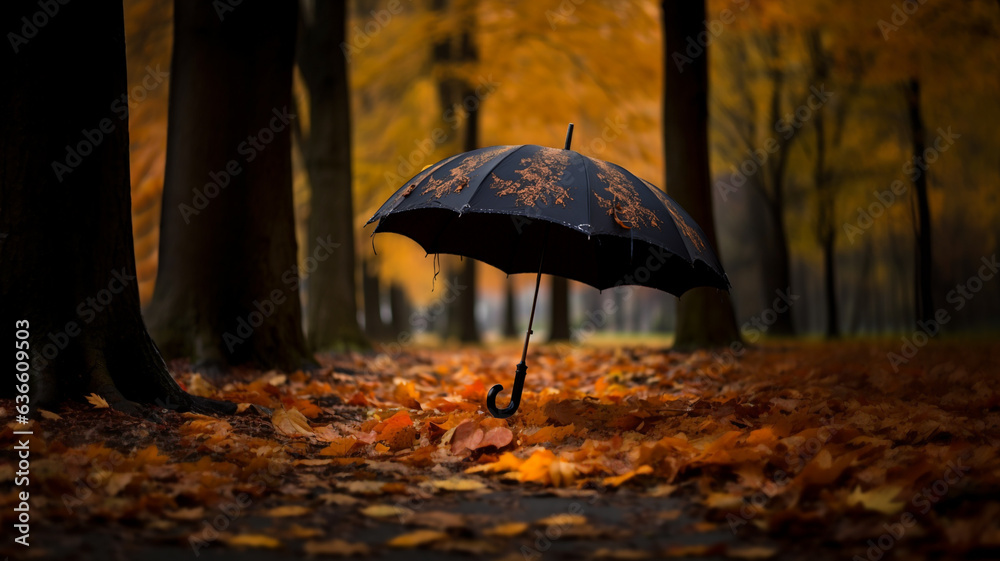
left=367, top=125, right=730, bottom=418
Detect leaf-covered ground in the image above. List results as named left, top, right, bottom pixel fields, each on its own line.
left=3, top=340, right=1000, bottom=560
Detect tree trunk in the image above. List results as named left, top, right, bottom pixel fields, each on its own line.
left=0, top=0, right=232, bottom=415
left=434, top=0, right=480, bottom=343
left=297, top=0, right=368, bottom=351
left=145, top=0, right=313, bottom=373
left=362, top=260, right=387, bottom=340
left=906, top=77, right=935, bottom=325
left=662, top=0, right=741, bottom=349
left=761, top=45, right=795, bottom=337
left=503, top=278, right=518, bottom=338
left=549, top=277, right=570, bottom=341
left=447, top=259, right=480, bottom=342
left=389, top=284, right=410, bottom=337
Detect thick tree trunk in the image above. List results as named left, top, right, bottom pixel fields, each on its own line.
left=145, top=1, right=313, bottom=373
left=0, top=0, right=231, bottom=415
left=662, top=0, right=741, bottom=349
left=549, top=277, right=570, bottom=341
left=297, top=0, right=368, bottom=351
left=906, top=77, right=935, bottom=325
left=503, top=278, right=518, bottom=338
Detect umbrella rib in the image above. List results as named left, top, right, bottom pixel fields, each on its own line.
left=581, top=154, right=593, bottom=236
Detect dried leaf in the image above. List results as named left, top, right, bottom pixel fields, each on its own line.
left=387, top=529, right=448, bottom=548
left=86, top=393, right=109, bottom=409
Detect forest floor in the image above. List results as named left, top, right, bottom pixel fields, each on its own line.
left=3, top=339, right=1000, bottom=561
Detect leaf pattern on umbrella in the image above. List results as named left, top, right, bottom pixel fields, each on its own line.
left=591, top=159, right=662, bottom=230
left=491, top=148, right=574, bottom=207
left=420, top=146, right=513, bottom=199
left=646, top=182, right=707, bottom=252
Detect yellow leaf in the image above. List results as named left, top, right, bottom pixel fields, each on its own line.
left=271, top=407, right=314, bottom=437
left=846, top=485, right=906, bottom=515
left=224, top=534, right=282, bottom=548
left=39, top=409, right=61, bottom=420
left=484, top=522, right=529, bottom=537
left=303, top=539, right=370, bottom=556
left=165, top=507, right=205, bottom=520
left=602, top=465, right=653, bottom=488
left=593, top=548, right=652, bottom=560
left=360, top=504, right=413, bottom=519
left=265, top=505, right=311, bottom=517
left=318, top=493, right=360, bottom=506
left=727, top=545, right=779, bottom=559
left=388, top=529, right=448, bottom=548
left=429, top=478, right=486, bottom=492
left=86, top=393, right=109, bottom=409
left=236, top=403, right=252, bottom=414
left=537, top=513, right=587, bottom=527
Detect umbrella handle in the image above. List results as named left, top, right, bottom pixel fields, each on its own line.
left=486, top=361, right=528, bottom=418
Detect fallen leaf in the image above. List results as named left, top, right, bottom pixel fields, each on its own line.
left=387, top=529, right=448, bottom=548
left=429, top=478, right=487, bottom=492
left=360, top=504, right=413, bottom=519
left=537, top=513, right=587, bottom=527
left=39, top=409, right=61, bottom=420
left=727, top=545, right=779, bottom=559
left=303, top=539, right=371, bottom=556
left=484, top=522, right=529, bottom=537
left=272, top=407, right=314, bottom=437
left=224, top=534, right=282, bottom=548
left=86, top=393, right=109, bottom=409
left=846, top=485, right=906, bottom=515
left=265, top=505, right=311, bottom=517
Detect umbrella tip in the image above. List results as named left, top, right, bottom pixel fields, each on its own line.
left=564, top=123, right=574, bottom=150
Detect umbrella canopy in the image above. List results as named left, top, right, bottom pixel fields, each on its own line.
left=367, top=125, right=730, bottom=418
left=367, top=145, right=729, bottom=295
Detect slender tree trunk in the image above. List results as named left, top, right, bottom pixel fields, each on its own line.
left=362, top=260, right=386, bottom=340
left=503, top=278, right=518, bottom=338
left=436, top=0, right=480, bottom=342
left=549, top=277, right=570, bottom=341
left=297, top=0, right=368, bottom=351
left=906, top=77, right=935, bottom=325
left=814, top=96, right=839, bottom=338
left=145, top=1, right=313, bottom=373
left=447, top=259, right=480, bottom=342
left=389, top=284, right=410, bottom=337
left=662, top=0, right=741, bottom=349
left=763, top=58, right=795, bottom=336
left=0, top=0, right=231, bottom=415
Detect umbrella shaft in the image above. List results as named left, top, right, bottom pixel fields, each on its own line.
left=522, top=268, right=543, bottom=364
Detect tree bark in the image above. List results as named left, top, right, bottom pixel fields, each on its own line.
left=389, top=284, right=410, bottom=337
left=662, top=0, right=741, bottom=349
left=297, top=0, right=368, bottom=351
left=145, top=0, right=313, bottom=373
left=0, top=0, right=231, bottom=415
left=906, top=77, right=935, bottom=325
left=549, top=277, right=570, bottom=341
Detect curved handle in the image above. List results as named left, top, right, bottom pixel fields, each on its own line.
left=486, top=362, right=528, bottom=418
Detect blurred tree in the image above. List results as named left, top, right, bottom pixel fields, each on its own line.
left=503, top=278, right=518, bottom=338
left=362, top=259, right=388, bottom=339
left=435, top=0, right=480, bottom=343
left=712, top=31, right=796, bottom=335
left=906, top=76, right=934, bottom=326
left=146, top=0, right=313, bottom=373
left=549, top=277, right=570, bottom=341
left=663, top=0, right=741, bottom=348
left=0, top=0, right=231, bottom=414
left=389, top=283, right=411, bottom=337
left=296, top=0, right=369, bottom=351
